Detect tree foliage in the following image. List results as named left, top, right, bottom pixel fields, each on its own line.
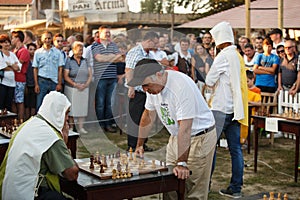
left=140, top=0, right=246, bottom=18
left=175, top=0, right=245, bottom=13
left=140, top=0, right=163, bottom=13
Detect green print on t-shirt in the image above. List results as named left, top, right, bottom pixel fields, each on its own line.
left=160, top=104, right=175, bottom=125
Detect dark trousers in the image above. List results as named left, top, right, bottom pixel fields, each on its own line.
left=36, top=187, right=68, bottom=200
left=0, top=84, right=14, bottom=111
left=127, top=91, right=148, bottom=149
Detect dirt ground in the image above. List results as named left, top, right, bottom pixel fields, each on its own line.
left=76, top=124, right=300, bottom=200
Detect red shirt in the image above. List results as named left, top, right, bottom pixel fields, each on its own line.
left=14, top=46, right=30, bottom=82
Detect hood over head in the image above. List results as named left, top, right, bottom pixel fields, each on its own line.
left=38, top=91, right=71, bottom=133
left=210, top=21, right=234, bottom=46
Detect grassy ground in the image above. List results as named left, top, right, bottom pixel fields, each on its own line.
left=76, top=123, right=300, bottom=200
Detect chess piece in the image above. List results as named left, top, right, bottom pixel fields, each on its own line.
left=141, top=160, right=145, bottom=168
left=288, top=108, right=293, bottom=118
left=125, top=163, right=128, bottom=172
left=283, top=193, right=288, bottom=200
left=269, top=191, right=274, bottom=200
left=13, top=119, right=18, bottom=127
left=133, top=153, right=137, bottom=164
left=138, top=162, right=143, bottom=170
left=112, top=169, right=117, bottom=179
left=151, top=160, right=156, bottom=169
left=116, top=150, right=120, bottom=158
left=263, top=194, right=267, bottom=200
left=117, top=161, right=121, bottom=172
left=89, top=154, right=94, bottom=169
left=97, top=155, right=101, bottom=165
left=110, top=159, right=114, bottom=167
left=127, top=167, right=132, bottom=178
left=99, top=164, right=105, bottom=173
left=277, top=192, right=281, bottom=200
left=95, top=151, right=99, bottom=163
left=102, top=155, right=107, bottom=167
left=129, top=147, right=133, bottom=160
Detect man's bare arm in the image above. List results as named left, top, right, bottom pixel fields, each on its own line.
left=177, top=119, right=192, bottom=162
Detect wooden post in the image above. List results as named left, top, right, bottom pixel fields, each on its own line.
left=278, top=0, right=283, bottom=29
left=245, top=0, right=250, bottom=39
left=170, top=4, right=174, bottom=41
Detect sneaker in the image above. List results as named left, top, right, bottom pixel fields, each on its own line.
left=266, top=132, right=284, bottom=139
left=105, top=126, right=117, bottom=133
left=219, top=187, right=242, bottom=199
left=79, top=128, right=88, bottom=134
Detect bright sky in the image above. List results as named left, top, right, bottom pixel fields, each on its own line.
left=127, top=0, right=194, bottom=14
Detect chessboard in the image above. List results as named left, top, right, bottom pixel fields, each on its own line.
left=270, top=113, right=300, bottom=121
left=0, top=119, right=22, bottom=138
left=78, top=149, right=168, bottom=180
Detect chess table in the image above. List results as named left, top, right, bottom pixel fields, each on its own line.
left=0, top=135, right=10, bottom=164
left=0, top=131, right=79, bottom=164
left=252, top=115, right=300, bottom=182
left=61, top=159, right=186, bottom=200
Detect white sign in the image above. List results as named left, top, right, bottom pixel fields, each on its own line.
left=265, top=117, right=286, bottom=132
left=68, top=0, right=128, bottom=13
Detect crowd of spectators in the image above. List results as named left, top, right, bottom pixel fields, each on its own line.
left=0, top=27, right=299, bottom=138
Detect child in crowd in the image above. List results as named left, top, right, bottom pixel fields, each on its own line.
left=240, top=70, right=261, bottom=144
left=166, top=54, right=179, bottom=71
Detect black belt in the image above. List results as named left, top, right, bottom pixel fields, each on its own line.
left=38, top=76, right=52, bottom=81
left=192, top=125, right=215, bottom=137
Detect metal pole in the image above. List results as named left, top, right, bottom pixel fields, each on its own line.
left=245, top=0, right=250, bottom=38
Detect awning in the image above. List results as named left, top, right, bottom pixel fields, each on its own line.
left=4, top=19, right=46, bottom=30
left=4, top=19, right=60, bottom=30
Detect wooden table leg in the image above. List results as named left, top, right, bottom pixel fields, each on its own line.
left=247, top=106, right=252, bottom=154
left=254, top=120, right=259, bottom=173
left=295, top=135, right=299, bottom=182
left=177, top=179, right=185, bottom=200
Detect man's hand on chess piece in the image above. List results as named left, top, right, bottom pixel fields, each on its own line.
left=135, top=146, right=144, bottom=158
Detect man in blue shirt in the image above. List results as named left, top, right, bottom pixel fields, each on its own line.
left=32, top=31, right=64, bottom=110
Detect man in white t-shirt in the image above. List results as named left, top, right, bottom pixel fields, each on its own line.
left=128, top=58, right=217, bottom=200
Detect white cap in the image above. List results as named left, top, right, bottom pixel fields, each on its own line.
left=167, top=54, right=175, bottom=61
left=210, top=21, right=234, bottom=46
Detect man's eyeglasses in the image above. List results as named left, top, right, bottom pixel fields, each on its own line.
left=284, top=46, right=294, bottom=50
left=277, top=50, right=285, bottom=54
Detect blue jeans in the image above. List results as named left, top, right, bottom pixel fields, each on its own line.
left=36, top=77, right=57, bottom=111
left=212, top=110, right=244, bottom=193
left=95, top=78, right=117, bottom=128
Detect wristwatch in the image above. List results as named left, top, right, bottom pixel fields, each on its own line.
left=177, top=161, right=188, bottom=167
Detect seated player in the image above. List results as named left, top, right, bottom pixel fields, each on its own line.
left=0, top=91, right=79, bottom=200
left=129, top=59, right=217, bottom=200
left=240, top=70, right=261, bottom=144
